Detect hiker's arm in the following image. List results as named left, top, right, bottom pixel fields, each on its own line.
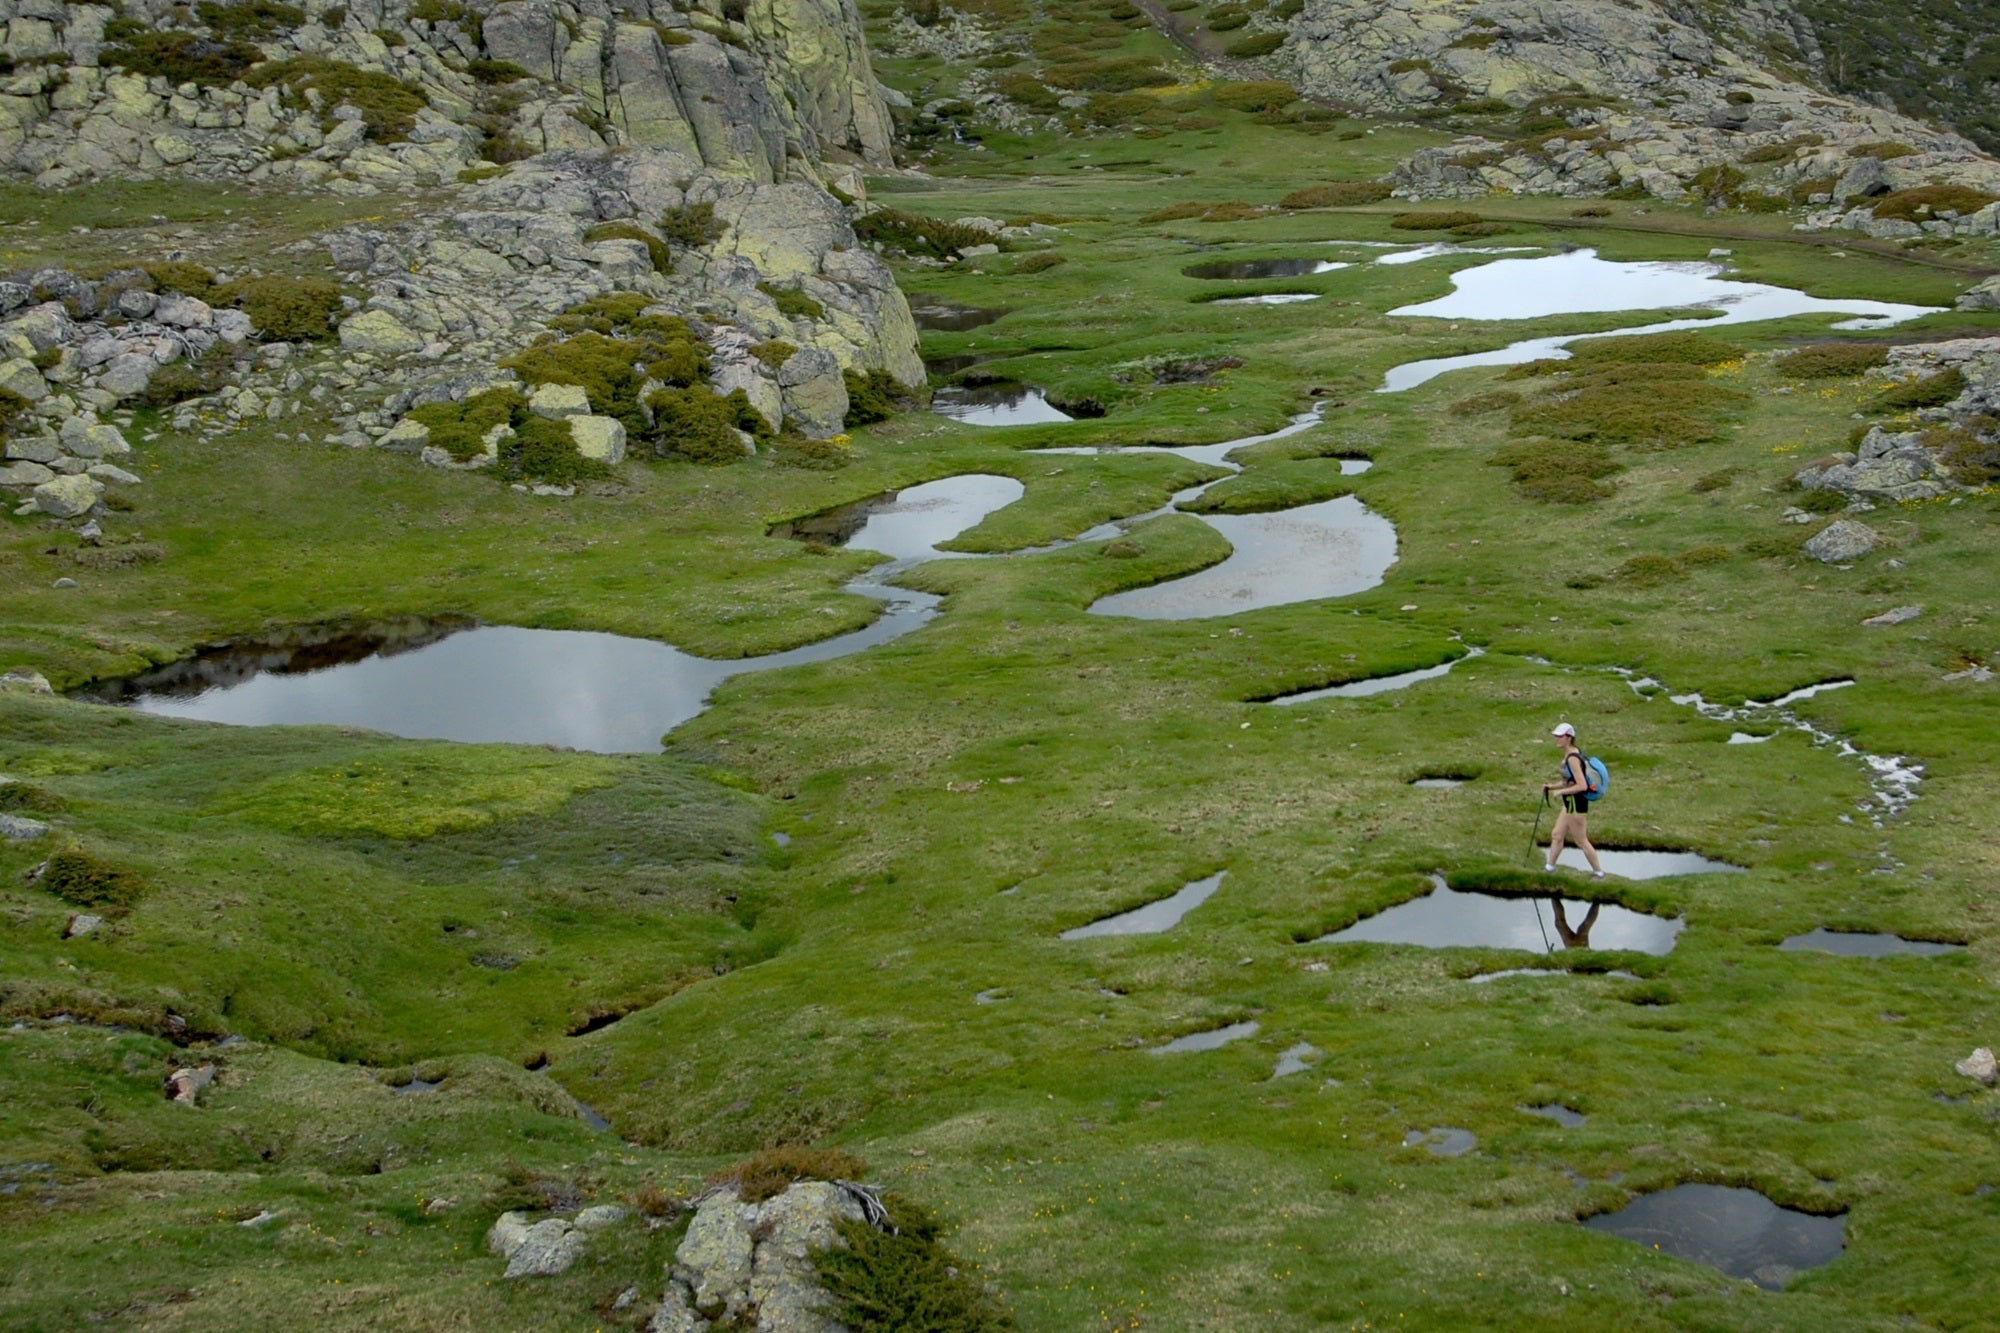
left=1544, top=756, right=1587, bottom=795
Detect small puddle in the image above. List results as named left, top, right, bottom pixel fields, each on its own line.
left=973, top=989, right=1008, bottom=1005
left=932, top=384, right=1075, bottom=427
left=1468, top=967, right=1639, bottom=984
left=1374, top=243, right=1539, bottom=267
left=1152, top=1020, right=1259, bottom=1054
left=574, top=1100, right=612, bottom=1133
left=1270, top=647, right=1482, bottom=704
left=1379, top=249, right=1938, bottom=391
left=1184, top=259, right=1351, bottom=280
left=1411, top=777, right=1467, bottom=789
left=390, top=1076, right=439, bottom=1096
left=1777, top=928, right=1962, bottom=958
left=1404, top=1127, right=1477, bottom=1157
left=1548, top=849, right=1744, bottom=879
left=1583, top=1183, right=1846, bottom=1290
left=1727, top=732, right=1776, bottom=745
left=1271, top=1042, right=1321, bottom=1078
left=1061, top=872, right=1225, bottom=939
left=96, top=476, right=1024, bottom=752
left=1208, top=293, right=1322, bottom=306
left=911, top=300, right=1010, bottom=332
left=1522, top=1104, right=1586, bottom=1127
left=1318, top=876, right=1683, bottom=955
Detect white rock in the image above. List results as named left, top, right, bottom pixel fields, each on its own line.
left=568, top=414, right=626, bottom=464
left=529, top=382, right=591, bottom=418
left=0, top=461, right=55, bottom=487
left=1803, top=518, right=1877, bottom=564
left=1958, top=1047, right=1997, bottom=1087
left=376, top=418, right=431, bottom=453
left=65, top=913, right=104, bottom=938
left=572, top=1204, right=628, bottom=1230
left=1861, top=605, right=1923, bottom=627
left=487, top=1210, right=535, bottom=1257
left=503, top=1219, right=586, bottom=1278
left=0, top=813, right=49, bottom=840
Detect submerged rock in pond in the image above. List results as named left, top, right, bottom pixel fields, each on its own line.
left=1777, top=929, right=1962, bottom=958
left=1319, top=876, right=1683, bottom=955
left=1403, top=1127, right=1476, bottom=1157
left=1522, top=1104, right=1586, bottom=1127
left=1153, top=1021, right=1259, bottom=1054
left=1583, top=1183, right=1846, bottom=1290
left=1062, top=872, right=1225, bottom=939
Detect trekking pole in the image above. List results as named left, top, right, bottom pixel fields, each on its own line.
left=1526, top=790, right=1549, bottom=865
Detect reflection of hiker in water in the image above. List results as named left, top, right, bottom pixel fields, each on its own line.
left=1548, top=897, right=1600, bottom=949
left=1541, top=722, right=1604, bottom=877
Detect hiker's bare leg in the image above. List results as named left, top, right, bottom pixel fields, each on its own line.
left=1571, top=816, right=1603, bottom=873
left=1546, top=812, right=1572, bottom=867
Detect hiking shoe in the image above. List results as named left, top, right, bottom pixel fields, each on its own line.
left=1590, top=869, right=1606, bottom=879
left=1540, top=863, right=1559, bottom=873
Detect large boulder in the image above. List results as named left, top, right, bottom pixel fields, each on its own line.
left=568, top=415, right=627, bottom=464
left=339, top=310, right=425, bottom=356
left=0, top=357, right=47, bottom=401
left=1958, top=276, right=2000, bottom=313
left=32, top=473, right=103, bottom=518
left=1804, top=519, right=1880, bottom=564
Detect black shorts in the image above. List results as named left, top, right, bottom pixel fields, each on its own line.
left=1562, top=793, right=1590, bottom=815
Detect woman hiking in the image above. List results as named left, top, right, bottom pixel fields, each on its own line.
left=1541, top=722, right=1604, bottom=877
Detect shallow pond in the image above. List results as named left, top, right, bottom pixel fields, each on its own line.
left=1522, top=1103, right=1586, bottom=1127
left=1184, top=258, right=1351, bottom=280
left=104, top=475, right=1024, bottom=753
left=1208, top=293, right=1322, bottom=306
left=1583, top=1183, right=1845, bottom=1290
left=1153, top=1020, right=1260, bottom=1054
left=1777, top=928, right=1962, bottom=958
left=1271, top=1042, right=1321, bottom=1078
left=1270, top=647, right=1482, bottom=704
left=911, top=300, right=1010, bottom=332
left=1404, top=1127, right=1477, bottom=1157
left=1410, top=777, right=1468, bottom=789
left=1548, top=849, right=1743, bottom=879
left=1061, top=871, right=1225, bottom=939
left=1380, top=249, right=1937, bottom=391
left=1090, top=495, right=1397, bottom=620
left=1316, top=877, right=1683, bottom=955
left=932, top=384, right=1075, bottom=427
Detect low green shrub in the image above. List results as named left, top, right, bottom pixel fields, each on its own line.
left=752, top=339, right=797, bottom=369
left=1569, top=205, right=1611, bottom=218
left=1278, top=182, right=1391, bottom=208
left=582, top=222, right=672, bottom=273
left=1794, top=488, right=1847, bottom=514
left=0, top=387, right=29, bottom=439
left=1488, top=438, right=1621, bottom=503
left=646, top=386, right=766, bottom=463
left=711, top=1146, right=869, bottom=1203
left=1225, top=32, right=1285, bottom=57
left=498, top=415, right=615, bottom=487
left=1691, top=465, right=1740, bottom=493
left=407, top=388, right=525, bottom=462
left=1139, top=201, right=1210, bottom=224
left=1212, top=80, right=1295, bottom=112
left=1568, top=331, right=1743, bottom=368
left=1206, top=7, right=1250, bottom=31
left=1849, top=141, right=1918, bottom=160
left=1932, top=420, right=2000, bottom=485
left=0, top=781, right=61, bottom=814
left=759, top=283, right=826, bottom=320
left=502, top=309, right=708, bottom=430
left=1198, top=201, right=1262, bottom=221
left=40, top=850, right=146, bottom=913
left=245, top=57, right=429, bottom=141
left=102, top=29, right=262, bottom=86
left=1868, top=367, right=1964, bottom=412
left=1870, top=184, right=2000, bottom=221
left=810, top=1193, right=1017, bottom=1332
left=659, top=201, right=727, bottom=250
left=1776, top=343, right=1889, bottom=379
left=1042, top=56, right=1174, bottom=92
left=854, top=209, right=993, bottom=260
left=1390, top=210, right=1484, bottom=230
left=1688, top=162, right=1747, bottom=206
left=466, top=58, right=531, bottom=84
left=137, top=343, right=245, bottom=406
left=1012, top=252, right=1066, bottom=274
left=1449, top=390, right=1521, bottom=416
left=1613, top=553, right=1686, bottom=587
left=843, top=369, right=910, bottom=427
left=212, top=275, right=343, bottom=341
left=197, top=0, right=302, bottom=35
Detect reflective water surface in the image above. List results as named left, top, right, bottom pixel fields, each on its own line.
left=1061, top=872, right=1226, bottom=939
left=1316, top=877, right=1683, bottom=955
left=1583, top=1183, right=1846, bottom=1290
left=1152, top=1020, right=1260, bottom=1054
left=1184, top=258, right=1350, bottom=280
left=932, top=384, right=1075, bottom=427
left=1777, top=928, right=1962, bottom=957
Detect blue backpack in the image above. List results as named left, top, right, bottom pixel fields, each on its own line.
left=1581, top=755, right=1609, bottom=802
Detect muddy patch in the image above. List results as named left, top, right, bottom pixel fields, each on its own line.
left=1777, top=929, right=1962, bottom=958
left=1061, top=872, right=1225, bottom=939
left=1583, top=1183, right=1845, bottom=1290
left=1317, top=876, right=1682, bottom=955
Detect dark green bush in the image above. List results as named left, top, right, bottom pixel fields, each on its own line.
left=658, top=201, right=727, bottom=250
left=496, top=415, right=615, bottom=487
left=1212, top=80, right=1294, bottom=112
left=1777, top=343, right=1889, bottom=379
left=466, top=58, right=532, bottom=84
left=843, top=369, right=909, bottom=427
left=103, top=30, right=262, bottom=87
left=40, top=850, right=146, bottom=914
left=137, top=343, right=245, bottom=406
left=212, top=275, right=343, bottom=341
left=1042, top=56, right=1173, bottom=93
left=407, top=388, right=526, bottom=462
left=1488, top=438, right=1621, bottom=503
left=1278, top=181, right=1390, bottom=208
left=1613, top=553, right=1687, bottom=587
left=1932, top=420, right=2000, bottom=485
left=1688, top=163, right=1747, bottom=206
left=1390, top=210, right=1484, bottom=230
left=1868, top=367, right=1965, bottom=412
left=1225, top=31, right=1284, bottom=57
left=582, top=222, right=672, bottom=274
left=711, top=1147, right=869, bottom=1204
left=1680, top=543, right=1733, bottom=566
left=1849, top=141, right=1918, bottom=161
left=245, top=57, right=429, bottom=141
left=752, top=339, right=797, bottom=369
left=810, top=1194, right=1016, bottom=1332
left=506, top=300, right=708, bottom=427
left=1691, top=465, right=1740, bottom=493
left=0, top=781, right=61, bottom=814
left=854, top=209, right=994, bottom=261
left=196, top=0, right=303, bottom=36
left=645, top=385, right=763, bottom=464
left=1011, top=252, right=1066, bottom=274
left=0, top=387, right=28, bottom=439
left=758, top=283, right=826, bottom=321
left=1870, top=184, right=2000, bottom=221
left=1206, top=7, right=1250, bottom=31
left=1568, top=332, right=1743, bottom=368
left=1794, top=488, right=1847, bottom=514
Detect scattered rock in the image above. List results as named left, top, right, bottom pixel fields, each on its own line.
left=64, top=914, right=105, bottom=939
left=1957, top=1048, right=1997, bottom=1087
left=166, top=1064, right=216, bottom=1105
left=1943, top=665, right=1995, bottom=683
left=0, top=669, right=53, bottom=695
left=1803, top=519, right=1879, bottom=564
left=487, top=1210, right=535, bottom=1257
left=32, top=473, right=103, bottom=519
left=503, top=1218, right=587, bottom=1278
left=338, top=310, right=426, bottom=356
left=0, top=813, right=49, bottom=841
left=529, top=383, right=592, bottom=419
left=568, top=415, right=627, bottom=464
left=573, top=1204, right=628, bottom=1230
left=1862, top=605, right=1924, bottom=626
left=655, top=1181, right=870, bottom=1331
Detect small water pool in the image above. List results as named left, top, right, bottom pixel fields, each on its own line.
left=1583, top=1183, right=1845, bottom=1290
left=1061, top=872, right=1225, bottom=939
left=911, top=300, right=1010, bottom=332
left=932, top=384, right=1075, bottom=427
left=1270, top=648, right=1482, bottom=704
left=1184, top=259, right=1351, bottom=280
left=1777, top=928, right=1962, bottom=958
left=1152, top=1020, right=1259, bottom=1054
left=1316, top=877, right=1683, bottom=955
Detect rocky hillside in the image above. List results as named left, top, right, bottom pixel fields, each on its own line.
left=0, top=0, right=925, bottom=517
